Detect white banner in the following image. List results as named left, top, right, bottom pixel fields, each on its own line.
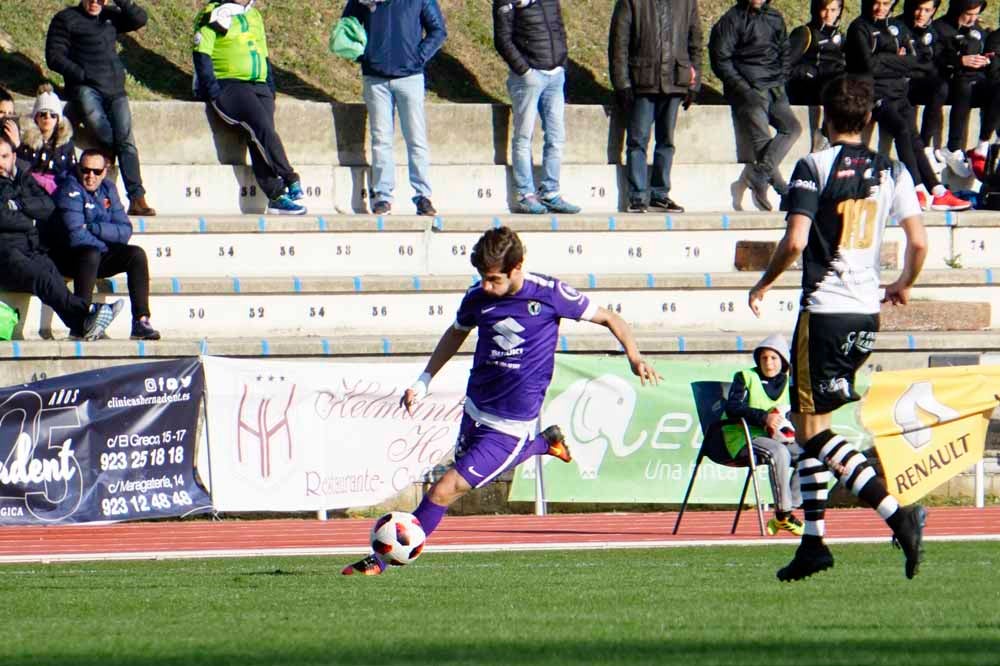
left=201, top=356, right=471, bottom=511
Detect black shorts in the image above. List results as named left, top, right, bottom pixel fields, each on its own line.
left=790, top=310, right=880, bottom=415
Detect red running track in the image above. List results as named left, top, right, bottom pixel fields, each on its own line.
left=0, top=506, right=998, bottom=563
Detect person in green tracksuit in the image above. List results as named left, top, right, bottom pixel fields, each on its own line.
left=724, top=333, right=804, bottom=535
left=191, top=0, right=306, bottom=215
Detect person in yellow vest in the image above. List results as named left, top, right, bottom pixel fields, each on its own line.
left=192, top=0, right=306, bottom=215
left=724, top=333, right=804, bottom=535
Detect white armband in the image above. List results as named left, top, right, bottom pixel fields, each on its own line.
left=409, top=371, right=432, bottom=401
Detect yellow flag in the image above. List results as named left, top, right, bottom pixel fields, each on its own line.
left=860, top=365, right=999, bottom=505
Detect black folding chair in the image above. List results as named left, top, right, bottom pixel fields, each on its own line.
left=672, top=380, right=771, bottom=536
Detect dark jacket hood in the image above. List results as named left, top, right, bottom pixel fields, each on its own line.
left=736, top=0, right=772, bottom=10
left=944, top=0, right=987, bottom=20
left=902, top=0, right=942, bottom=25
left=810, top=0, right=843, bottom=28
left=861, top=0, right=900, bottom=20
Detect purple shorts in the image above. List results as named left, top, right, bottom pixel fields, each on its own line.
left=453, top=413, right=547, bottom=489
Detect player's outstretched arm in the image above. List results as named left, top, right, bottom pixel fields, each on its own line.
left=748, top=213, right=811, bottom=317
left=589, top=307, right=662, bottom=385
left=400, top=324, right=472, bottom=414
left=882, top=214, right=927, bottom=306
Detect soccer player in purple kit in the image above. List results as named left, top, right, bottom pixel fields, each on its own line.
left=343, top=226, right=661, bottom=575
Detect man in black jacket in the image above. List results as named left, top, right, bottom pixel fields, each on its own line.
left=787, top=0, right=846, bottom=150
left=609, top=0, right=703, bottom=213
left=0, top=135, right=123, bottom=341
left=45, top=0, right=155, bottom=217
left=934, top=0, right=1000, bottom=176
left=710, top=0, right=801, bottom=211
left=846, top=0, right=970, bottom=210
left=494, top=0, right=580, bottom=215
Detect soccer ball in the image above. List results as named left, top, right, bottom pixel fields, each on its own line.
left=370, top=511, right=426, bottom=566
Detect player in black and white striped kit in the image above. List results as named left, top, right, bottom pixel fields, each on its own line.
left=748, top=76, right=929, bottom=581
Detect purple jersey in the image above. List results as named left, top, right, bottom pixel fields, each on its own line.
left=455, top=272, right=596, bottom=427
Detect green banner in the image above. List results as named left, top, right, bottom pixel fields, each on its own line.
left=509, top=355, right=870, bottom=504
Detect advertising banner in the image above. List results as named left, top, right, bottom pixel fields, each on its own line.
left=509, top=355, right=870, bottom=504
left=0, top=359, right=210, bottom=524
left=201, top=356, right=471, bottom=511
left=861, top=365, right=999, bottom=504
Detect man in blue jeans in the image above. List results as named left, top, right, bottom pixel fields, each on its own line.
left=343, top=0, right=447, bottom=216
left=609, top=0, right=703, bottom=214
left=45, top=0, right=155, bottom=217
left=493, top=0, right=580, bottom=215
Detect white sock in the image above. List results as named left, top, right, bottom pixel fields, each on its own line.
left=915, top=184, right=929, bottom=195
left=932, top=184, right=946, bottom=197
left=976, top=141, right=989, bottom=157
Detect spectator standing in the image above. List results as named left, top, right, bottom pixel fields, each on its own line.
left=710, top=0, right=802, bottom=211
left=17, top=85, right=77, bottom=195
left=342, top=0, right=447, bottom=216
left=493, top=0, right=580, bottom=215
left=50, top=149, right=159, bottom=340
left=934, top=0, right=1000, bottom=176
left=192, top=0, right=307, bottom=216
left=46, top=0, right=156, bottom=217
left=609, top=0, right=703, bottom=214
left=845, top=0, right=970, bottom=210
left=899, top=0, right=949, bottom=161
left=786, top=0, right=845, bottom=150
left=0, top=135, right=123, bottom=341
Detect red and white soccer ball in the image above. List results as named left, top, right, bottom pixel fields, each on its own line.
left=370, top=511, right=426, bottom=566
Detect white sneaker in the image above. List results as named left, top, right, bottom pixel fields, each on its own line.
left=923, top=146, right=944, bottom=176
left=936, top=148, right=973, bottom=178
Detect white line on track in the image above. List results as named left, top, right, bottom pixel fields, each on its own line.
left=2, top=533, right=998, bottom=564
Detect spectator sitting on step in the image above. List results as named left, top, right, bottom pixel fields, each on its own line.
left=846, top=0, right=971, bottom=211
left=45, top=0, right=157, bottom=217
left=0, top=87, right=22, bottom=152
left=710, top=0, right=802, bottom=212
left=342, top=0, right=447, bottom=216
left=0, top=135, right=123, bottom=341
left=934, top=0, right=1000, bottom=179
left=723, top=333, right=804, bottom=536
left=17, top=84, right=77, bottom=195
left=787, top=0, right=845, bottom=150
left=50, top=148, right=159, bottom=340
left=899, top=0, right=950, bottom=167
left=192, top=0, right=307, bottom=216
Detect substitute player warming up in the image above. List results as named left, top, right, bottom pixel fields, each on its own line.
left=343, top=226, right=661, bottom=575
left=748, top=76, right=929, bottom=581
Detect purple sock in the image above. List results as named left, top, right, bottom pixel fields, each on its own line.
left=412, top=495, right=448, bottom=537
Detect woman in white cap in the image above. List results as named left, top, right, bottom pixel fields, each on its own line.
left=18, top=84, right=76, bottom=194
left=723, top=333, right=804, bottom=536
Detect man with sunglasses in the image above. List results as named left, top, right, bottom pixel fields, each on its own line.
left=45, top=0, right=157, bottom=217
left=0, top=136, right=123, bottom=341
left=50, top=149, right=159, bottom=340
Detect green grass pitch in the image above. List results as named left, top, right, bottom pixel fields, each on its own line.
left=3, top=542, right=998, bottom=666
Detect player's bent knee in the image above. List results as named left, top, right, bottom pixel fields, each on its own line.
left=427, top=468, right=472, bottom=506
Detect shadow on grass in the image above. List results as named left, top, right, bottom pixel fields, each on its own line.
left=22, top=637, right=1000, bottom=666
left=426, top=51, right=503, bottom=104
left=271, top=64, right=338, bottom=104
left=119, top=35, right=191, bottom=99
left=0, top=52, right=48, bottom=96
left=566, top=58, right=609, bottom=104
